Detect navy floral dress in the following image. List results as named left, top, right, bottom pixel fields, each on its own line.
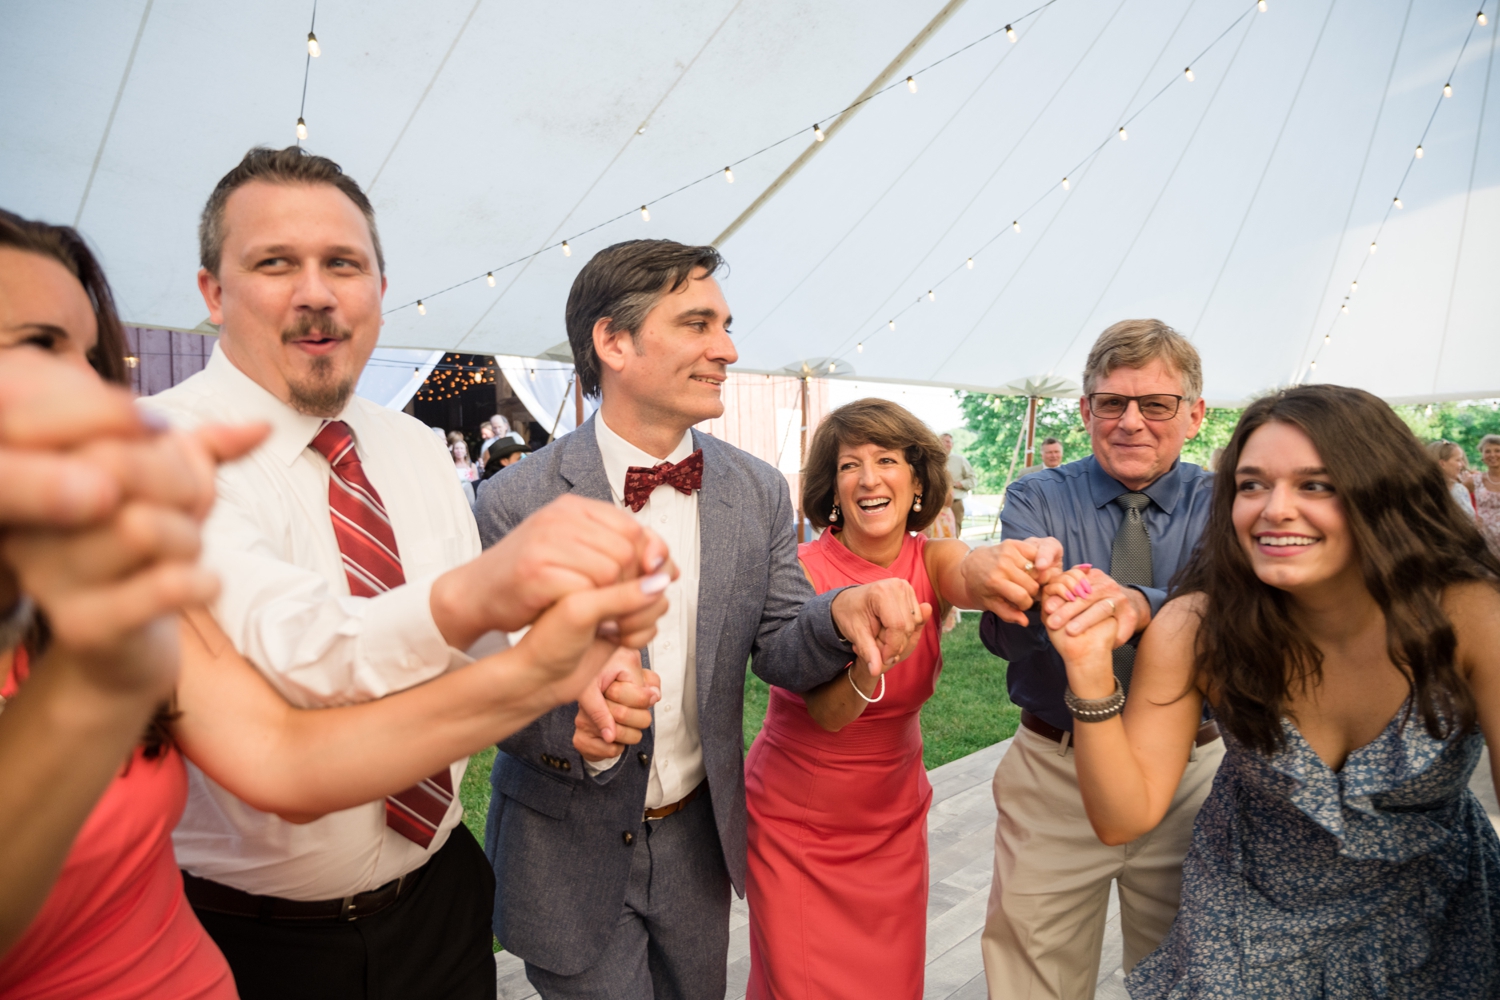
left=1128, top=708, right=1500, bottom=998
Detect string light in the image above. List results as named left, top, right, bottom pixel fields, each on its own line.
left=1444, top=82, right=1453, bottom=97
left=927, top=289, right=936, bottom=301
left=1340, top=302, right=1349, bottom=314
left=1005, top=24, right=1017, bottom=42
left=1012, top=220, right=1021, bottom=232
left=724, top=166, right=734, bottom=183
left=1350, top=280, right=1358, bottom=293
left=1310, top=359, right=1317, bottom=370
left=562, top=241, right=572, bottom=256
left=856, top=342, right=864, bottom=353
left=472, top=370, right=483, bottom=382
left=1480, top=10, right=1489, bottom=26
left=1184, top=67, right=1195, bottom=82
left=1061, top=177, right=1070, bottom=190
left=486, top=272, right=495, bottom=287
left=307, top=31, right=320, bottom=57
left=828, top=361, right=837, bottom=373
left=417, top=300, right=426, bottom=315
left=124, top=354, right=139, bottom=368
left=528, top=369, right=537, bottom=381
left=1118, top=126, right=1128, bottom=140
left=907, top=76, right=917, bottom=93
left=813, top=123, right=825, bottom=142
left=1369, top=241, right=1378, bottom=254
left=1414, top=144, right=1424, bottom=158
left=1393, top=196, right=1403, bottom=209
left=966, top=257, right=974, bottom=269
left=640, top=205, right=651, bottom=221
left=1324, top=334, right=1331, bottom=344
left=296, top=117, right=307, bottom=140
left=637, top=124, right=647, bottom=135
left=888, top=319, right=896, bottom=330
left=1258, top=0, right=1267, bottom=10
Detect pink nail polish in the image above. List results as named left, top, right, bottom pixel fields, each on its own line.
left=1078, top=578, right=1093, bottom=596
left=1077, top=563, right=1093, bottom=571
left=1064, top=588, right=1077, bottom=601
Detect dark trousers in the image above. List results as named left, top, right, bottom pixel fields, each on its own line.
left=194, top=826, right=496, bottom=1000
left=523, top=788, right=731, bottom=1000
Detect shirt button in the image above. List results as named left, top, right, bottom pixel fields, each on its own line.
left=659, top=515, right=668, bottom=524
left=662, top=640, right=671, bottom=649
left=623, top=831, right=635, bottom=846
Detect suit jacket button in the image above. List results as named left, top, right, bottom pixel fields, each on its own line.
left=623, top=831, right=635, bottom=846
left=561, top=760, right=571, bottom=771
left=638, top=752, right=650, bottom=767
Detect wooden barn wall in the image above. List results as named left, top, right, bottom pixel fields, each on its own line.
left=695, top=373, right=829, bottom=510
left=124, top=327, right=216, bottom=397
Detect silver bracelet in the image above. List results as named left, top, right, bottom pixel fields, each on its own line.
left=847, top=665, right=886, bottom=704
left=0, top=595, right=35, bottom=654
left=1063, top=676, right=1125, bottom=722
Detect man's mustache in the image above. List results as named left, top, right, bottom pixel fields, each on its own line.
left=281, top=315, right=354, bottom=344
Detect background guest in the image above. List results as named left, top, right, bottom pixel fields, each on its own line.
left=1428, top=440, right=1475, bottom=518
left=483, top=439, right=531, bottom=480
left=1475, top=434, right=1500, bottom=557
left=1021, top=436, right=1065, bottom=477
left=450, top=429, right=478, bottom=482
left=940, top=432, right=977, bottom=536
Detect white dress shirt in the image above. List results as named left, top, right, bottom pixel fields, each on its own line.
left=590, top=414, right=705, bottom=809
left=142, top=345, right=481, bottom=900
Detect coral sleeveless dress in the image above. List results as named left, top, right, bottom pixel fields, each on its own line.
left=744, top=529, right=942, bottom=999
left=0, top=651, right=236, bottom=1000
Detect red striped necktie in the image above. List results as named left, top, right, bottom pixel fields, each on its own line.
left=310, top=420, right=454, bottom=848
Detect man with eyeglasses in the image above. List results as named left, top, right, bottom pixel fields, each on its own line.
left=970, top=319, right=1224, bottom=999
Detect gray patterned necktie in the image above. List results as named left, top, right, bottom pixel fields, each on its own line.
left=1109, top=492, right=1153, bottom=694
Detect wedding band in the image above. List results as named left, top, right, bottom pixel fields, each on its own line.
left=1023, top=561, right=1034, bottom=572
left=1105, top=599, right=1117, bottom=615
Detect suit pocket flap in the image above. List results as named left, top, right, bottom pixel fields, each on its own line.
left=494, top=755, right=576, bottom=820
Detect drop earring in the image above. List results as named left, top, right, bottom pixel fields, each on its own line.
left=913, top=495, right=923, bottom=512
left=829, top=503, right=840, bottom=522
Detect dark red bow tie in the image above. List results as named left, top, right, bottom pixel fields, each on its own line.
left=623, top=449, right=704, bottom=512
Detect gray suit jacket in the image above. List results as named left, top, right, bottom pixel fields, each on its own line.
left=473, top=417, right=851, bottom=975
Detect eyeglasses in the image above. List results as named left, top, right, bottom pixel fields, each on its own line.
left=1086, top=393, right=1184, bottom=421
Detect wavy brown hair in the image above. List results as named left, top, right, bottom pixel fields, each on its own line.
left=1174, top=384, right=1500, bottom=755
left=802, top=398, right=949, bottom=535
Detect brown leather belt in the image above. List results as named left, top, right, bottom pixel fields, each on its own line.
left=644, top=781, right=703, bottom=821
left=181, top=864, right=423, bottom=922
left=1021, top=710, right=1220, bottom=748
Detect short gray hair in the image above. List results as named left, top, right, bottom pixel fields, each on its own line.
left=1482, top=434, right=1500, bottom=450
left=564, top=240, right=725, bottom=399
left=1082, top=319, right=1202, bottom=399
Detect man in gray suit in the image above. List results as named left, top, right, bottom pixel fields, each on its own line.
left=474, top=239, right=928, bottom=999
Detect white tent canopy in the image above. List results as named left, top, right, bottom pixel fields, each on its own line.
left=4, top=0, right=1496, bottom=406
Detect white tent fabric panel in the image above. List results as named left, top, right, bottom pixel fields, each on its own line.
left=2, top=0, right=1495, bottom=406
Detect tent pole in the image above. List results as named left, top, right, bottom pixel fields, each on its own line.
left=575, top=371, right=585, bottom=427
left=990, top=404, right=1029, bottom=539
left=797, top=376, right=809, bottom=543
left=549, top=373, right=576, bottom=443
left=1023, top=396, right=1039, bottom=468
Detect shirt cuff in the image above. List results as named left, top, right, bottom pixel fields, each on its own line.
left=584, top=753, right=621, bottom=776
left=355, top=576, right=455, bottom=688
left=1131, top=585, right=1169, bottom=621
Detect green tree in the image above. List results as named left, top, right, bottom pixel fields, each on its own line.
left=1392, top=400, right=1500, bottom=464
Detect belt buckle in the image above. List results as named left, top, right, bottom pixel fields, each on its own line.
left=339, top=895, right=356, bottom=921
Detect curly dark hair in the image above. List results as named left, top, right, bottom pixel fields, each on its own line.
left=801, top=398, right=949, bottom=535
left=1174, top=384, right=1500, bottom=755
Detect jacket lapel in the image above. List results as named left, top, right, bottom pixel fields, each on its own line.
left=557, top=416, right=613, bottom=504
left=692, top=431, right=740, bottom=717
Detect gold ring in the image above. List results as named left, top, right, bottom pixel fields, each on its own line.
left=1023, top=560, right=1035, bottom=572
left=1105, top=599, right=1117, bottom=615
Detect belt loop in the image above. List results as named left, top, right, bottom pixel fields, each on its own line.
left=1189, top=743, right=1199, bottom=763
left=1057, top=729, right=1071, bottom=757
left=339, top=895, right=356, bottom=921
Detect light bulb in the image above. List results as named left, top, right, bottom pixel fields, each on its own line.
left=813, top=123, right=825, bottom=142
left=562, top=241, right=572, bottom=256
left=307, top=32, right=320, bottom=57
left=1341, top=303, right=1349, bottom=314
left=529, top=369, right=536, bottom=381
left=1444, top=83, right=1453, bottom=97
left=724, top=166, right=734, bottom=183
left=1394, top=196, right=1403, bottom=209
left=828, top=362, right=836, bottom=373
left=1351, top=280, right=1358, bottom=293
left=1184, top=67, right=1195, bottom=82
left=473, top=370, right=483, bottom=383
left=124, top=354, right=139, bottom=368
left=1061, top=176, right=1070, bottom=190
left=1012, top=220, right=1021, bottom=232
left=1369, top=241, right=1378, bottom=254
left=888, top=320, right=896, bottom=331
left=1310, top=359, right=1317, bottom=370
left=640, top=205, right=650, bottom=222
left=856, top=342, right=864, bottom=353
left=1480, top=11, right=1489, bottom=26
left=966, top=257, right=974, bottom=269
left=637, top=124, right=647, bottom=135
left=928, top=289, right=935, bottom=301
left=1005, top=24, right=1017, bottom=42
left=907, top=76, right=917, bottom=93
left=296, top=117, right=307, bottom=140
left=1258, top=0, right=1267, bottom=10
left=486, top=272, right=495, bottom=287
left=1324, top=334, right=1331, bottom=344
left=1118, top=126, right=1128, bottom=141
left=1415, top=145, right=1424, bottom=158
left=417, top=300, right=426, bottom=315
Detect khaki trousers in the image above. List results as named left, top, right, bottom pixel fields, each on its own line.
left=951, top=498, right=966, bottom=535
left=980, top=725, right=1224, bottom=1000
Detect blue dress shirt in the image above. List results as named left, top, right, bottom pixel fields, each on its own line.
left=980, top=454, right=1213, bottom=732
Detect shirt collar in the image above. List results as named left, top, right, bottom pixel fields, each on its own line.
left=1084, top=453, right=1187, bottom=514
left=200, top=343, right=369, bottom=466
left=593, top=412, right=694, bottom=504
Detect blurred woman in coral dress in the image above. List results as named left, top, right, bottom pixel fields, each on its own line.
left=744, top=399, right=1003, bottom=999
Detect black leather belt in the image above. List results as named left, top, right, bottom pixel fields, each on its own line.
left=182, top=863, right=424, bottom=922
left=1021, top=709, right=1221, bottom=748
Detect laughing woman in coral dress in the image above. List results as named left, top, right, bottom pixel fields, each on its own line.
left=744, top=399, right=1007, bottom=999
